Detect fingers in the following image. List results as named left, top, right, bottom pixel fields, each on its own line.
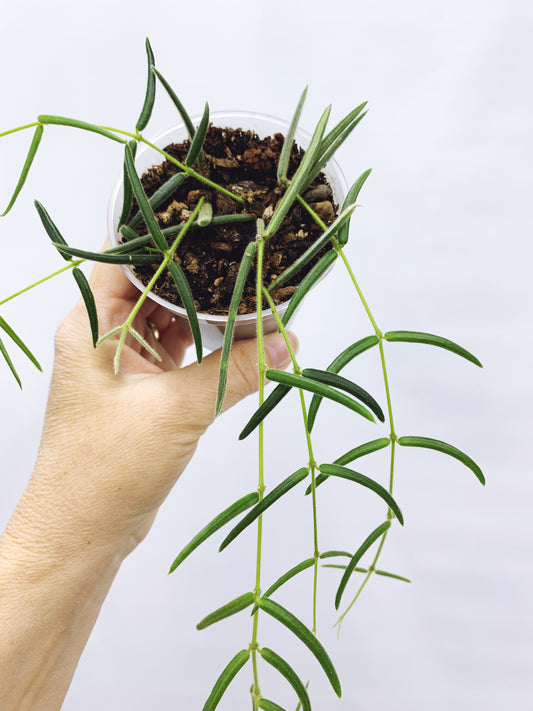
left=165, top=331, right=298, bottom=432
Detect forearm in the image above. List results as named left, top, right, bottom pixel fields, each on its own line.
left=0, top=480, right=130, bottom=711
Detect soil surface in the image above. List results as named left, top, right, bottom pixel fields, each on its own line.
left=128, top=125, right=338, bottom=315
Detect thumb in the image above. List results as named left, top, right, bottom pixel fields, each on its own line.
left=171, top=331, right=298, bottom=430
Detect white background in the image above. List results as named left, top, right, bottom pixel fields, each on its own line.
left=1, top=0, right=532, bottom=709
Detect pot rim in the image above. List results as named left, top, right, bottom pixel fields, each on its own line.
left=107, top=110, right=348, bottom=327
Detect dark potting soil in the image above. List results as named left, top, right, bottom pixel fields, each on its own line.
left=128, top=125, right=338, bottom=315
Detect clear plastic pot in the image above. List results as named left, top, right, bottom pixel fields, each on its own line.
left=107, top=111, right=347, bottom=350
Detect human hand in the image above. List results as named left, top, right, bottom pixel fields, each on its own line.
left=9, top=247, right=297, bottom=559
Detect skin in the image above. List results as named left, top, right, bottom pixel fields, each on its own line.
left=0, top=254, right=297, bottom=710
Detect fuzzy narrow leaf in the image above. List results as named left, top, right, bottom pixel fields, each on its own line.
left=319, top=550, right=352, bottom=560
left=239, top=383, right=291, bottom=440
left=277, top=86, right=308, bottom=182
left=136, top=38, right=156, bottom=132
left=260, top=648, right=311, bottom=711
left=398, top=436, right=485, bottom=485
left=335, top=521, right=391, bottom=609
left=215, top=241, right=257, bottom=415
left=72, top=268, right=98, bottom=347
left=169, top=492, right=259, bottom=573
left=153, top=67, right=196, bottom=140
left=384, top=330, right=483, bottom=367
left=268, top=204, right=355, bottom=290
left=0, top=336, right=21, bottom=387
left=258, top=699, right=286, bottom=711
left=196, top=592, right=254, bottom=630
left=168, top=260, right=202, bottom=362
left=302, top=368, right=384, bottom=422
left=219, top=468, right=308, bottom=552
left=34, top=200, right=70, bottom=260
left=118, top=140, right=138, bottom=228
left=51, top=243, right=160, bottom=265
left=265, top=369, right=375, bottom=423
left=1, top=124, right=44, bottom=217
left=202, top=649, right=250, bottom=711
left=318, top=463, right=403, bottom=525
left=317, top=102, right=367, bottom=165
left=263, top=558, right=315, bottom=599
left=281, top=249, right=337, bottom=327
left=337, top=169, right=372, bottom=246
left=124, top=143, right=167, bottom=250
left=258, top=599, right=341, bottom=697
left=113, top=232, right=154, bottom=251
left=265, top=105, right=331, bottom=238
left=128, top=172, right=188, bottom=229
left=307, top=334, right=379, bottom=430
left=37, top=115, right=126, bottom=144
left=197, top=201, right=213, bottom=227
left=129, top=326, right=162, bottom=362
left=0, top=315, right=41, bottom=371
left=186, top=102, right=209, bottom=167
left=375, top=570, right=411, bottom=583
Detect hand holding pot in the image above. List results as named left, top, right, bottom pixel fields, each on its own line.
left=0, top=250, right=296, bottom=711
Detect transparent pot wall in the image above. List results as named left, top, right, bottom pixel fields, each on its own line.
left=108, top=111, right=347, bottom=350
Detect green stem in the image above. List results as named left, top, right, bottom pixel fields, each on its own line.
left=262, top=286, right=321, bottom=634
left=250, top=235, right=266, bottom=708
left=0, top=260, right=84, bottom=307
left=98, top=125, right=245, bottom=205
left=0, top=122, right=40, bottom=139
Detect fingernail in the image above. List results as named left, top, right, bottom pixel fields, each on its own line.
left=263, top=331, right=299, bottom=369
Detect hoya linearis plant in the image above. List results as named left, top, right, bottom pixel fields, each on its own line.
left=0, top=39, right=484, bottom=710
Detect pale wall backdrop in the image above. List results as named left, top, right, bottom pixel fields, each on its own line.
left=1, top=0, right=531, bottom=709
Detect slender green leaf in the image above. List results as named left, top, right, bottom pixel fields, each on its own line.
left=277, top=86, right=308, bottom=182
left=318, top=463, right=404, bottom=524
left=319, top=550, right=352, bottom=560
left=1, top=124, right=44, bottom=217
left=215, top=241, right=257, bottom=415
left=260, top=648, right=311, bottom=711
left=0, top=315, right=41, bottom=371
left=51, top=243, right=160, bottom=265
left=335, top=437, right=391, bottom=466
left=72, top=268, right=98, bottom=347
left=136, top=38, right=156, bottom=132
left=337, top=169, right=372, bottom=246
left=186, top=102, right=209, bottom=167
left=34, top=200, right=70, bottom=260
left=129, top=326, right=162, bottom=362
left=317, top=102, right=367, bottom=166
left=118, top=140, right=138, bottom=228
left=169, top=492, right=259, bottom=573
left=258, top=699, right=286, bottom=711
left=124, top=143, right=167, bottom=250
left=197, top=592, right=254, bottom=630
left=202, top=649, right=250, bottom=711
left=0, top=335, right=21, bottom=387
left=304, top=110, right=367, bottom=191
left=265, top=369, right=375, bottom=423
left=265, top=105, right=331, bottom=238
left=302, top=368, right=384, bottom=422
left=153, top=66, right=196, bottom=139
left=258, top=598, right=341, bottom=697
left=397, top=436, right=485, bottom=485
left=335, top=521, right=391, bottom=609
left=37, top=115, right=126, bottom=144
left=268, top=204, right=355, bottom=290
left=307, top=335, right=379, bottom=430
left=219, top=468, right=308, bottom=551
left=168, top=260, right=202, bottom=362
left=281, top=250, right=337, bottom=327
left=263, top=558, right=315, bottom=599
left=128, top=171, right=188, bottom=230
left=239, top=383, right=291, bottom=440
left=113, top=231, right=154, bottom=250
left=384, top=330, right=483, bottom=367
